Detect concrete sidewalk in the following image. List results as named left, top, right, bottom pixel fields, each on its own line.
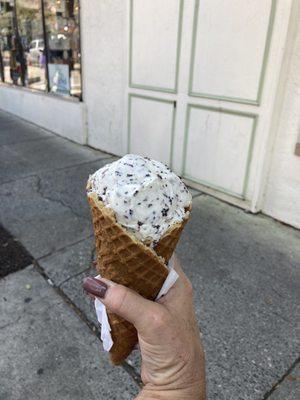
left=0, top=110, right=299, bottom=400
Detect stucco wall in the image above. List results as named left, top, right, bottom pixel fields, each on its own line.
left=80, top=0, right=126, bottom=155
left=0, top=85, right=87, bottom=144
left=262, top=2, right=300, bottom=228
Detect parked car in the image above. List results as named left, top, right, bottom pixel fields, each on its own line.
left=27, top=39, right=44, bottom=65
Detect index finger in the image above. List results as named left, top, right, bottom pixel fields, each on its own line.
left=157, top=254, right=193, bottom=307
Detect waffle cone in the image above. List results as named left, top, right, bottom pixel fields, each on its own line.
left=87, top=192, right=190, bottom=365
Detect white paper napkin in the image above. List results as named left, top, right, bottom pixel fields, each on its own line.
left=94, top=264, right=179, bottom=352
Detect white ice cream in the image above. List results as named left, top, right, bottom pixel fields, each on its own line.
left=87, top=154, right=192, bottom=244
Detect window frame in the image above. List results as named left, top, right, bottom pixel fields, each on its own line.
left=0, top=0, right=83, bottom=101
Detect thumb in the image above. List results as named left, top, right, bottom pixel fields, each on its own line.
left=83, top=277, right=161, bottom=332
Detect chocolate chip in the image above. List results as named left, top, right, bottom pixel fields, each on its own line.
left=24, top=297, right=32, bottom=303
left=145, top=174, right=150, bottom=177
left=98, top=195, right=103, bottom=201
left=133, top=190, right=139, bottom=196
left=137, top=221, right=144, bottom=226
left=157, top=174, right=162, bottom=179
left=162, top=208, right=169, bottom=217
left=127, top=174, right=133, bottom=177
left=148, top=204, right=153, bottom=208
left=129, top=209, right=133, bottom=215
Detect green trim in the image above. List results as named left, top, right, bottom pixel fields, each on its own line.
left=242, top=115, right=258, bottom=196
left=188, top=0, right=276, bottom=105
left=128, top=0, right=133, bottom=91
left=183, top=175, right=244, bottom=199
left=181, top=103, right=258, bottom=199
left=127, top=93, right=132, bottom=153
left=129, top=0, right=183, bottom=94
left=129, top=83, right=177, bottom=94
left=256, top=0, right=277, bottom=105
left=127, top=93, right=177, bottom=167
left=188, top=0, right=200, bottom=102
left=189, top=93, right=260, bottom=106
left=169, top=100, right=176, bottom=169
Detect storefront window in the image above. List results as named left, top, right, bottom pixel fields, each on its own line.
left=0, top=0, right=81, bottom=98
left=0, top=0, right=25, bottom=86
left=16, top=0, right=46, bottom=91
left=43, top=0, right=81, bottom=97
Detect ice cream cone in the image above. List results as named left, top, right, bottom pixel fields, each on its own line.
left=87, top=192, right=190, bottom=364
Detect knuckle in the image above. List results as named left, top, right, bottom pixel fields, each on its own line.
left=150, top=309, right=169, bottom=330
left=109, top=285, right=128, bottom=313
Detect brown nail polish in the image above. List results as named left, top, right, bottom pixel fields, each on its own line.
left=83, top=277, right=108, bottom=298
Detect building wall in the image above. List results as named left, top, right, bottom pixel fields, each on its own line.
left=0, top=85, right=87, bottom=144
left=0, top=0, right=299, bottom=229
left=262, top=1, right=300, bottom=229
left=80, top=0, right=126, bottom=155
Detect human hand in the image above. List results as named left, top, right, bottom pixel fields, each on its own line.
left=83, top=255, right=206, bottom=400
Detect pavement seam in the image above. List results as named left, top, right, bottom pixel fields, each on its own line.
left=0, top=135, right=59, bottom=148
left=58, top=266, right=91, bottom=287
left=36, top=235, right=94, bottom=261
left=0, top=156, right=115, bottom=186
left=261, top=356, right=300, bottom=399
left=31, top=260, right=143, bottom=388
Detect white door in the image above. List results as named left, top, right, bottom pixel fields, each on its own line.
left=125, top=0, right=293, bottom=211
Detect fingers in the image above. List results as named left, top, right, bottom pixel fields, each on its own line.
left=170, top=254, right=193, bottom=290
left=158, top=254, right=194, bottom=310
left=83, top=276, right=161, bottom=332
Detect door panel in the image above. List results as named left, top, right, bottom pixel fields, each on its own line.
left=183, top=105, right=256, bottom=197
left=190, top=0, right=273, bottom=103
left=130, top=0, right=182, bottom=91
left=128, top=95, right=175, bottom=164
left=126, top=0, right=292, bottom=210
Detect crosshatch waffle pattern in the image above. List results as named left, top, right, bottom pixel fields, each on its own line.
left=88, top=192, right=190, bottom=364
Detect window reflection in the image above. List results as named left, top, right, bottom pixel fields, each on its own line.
left=44, top=0, right=81, bottom=97
left=0, top=0, right=24, bottom=86
left=16, top=0, right=46, bottom=91
left=0, top=0, right=82, bottom=98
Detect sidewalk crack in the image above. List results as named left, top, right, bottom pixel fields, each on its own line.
left=35, top=175, right=85, bottom=219
left=262, top=356, right=300, bottom=399
left=58, top=266, right=91, bottom=287
left=0, top=315, right=22, bottom=330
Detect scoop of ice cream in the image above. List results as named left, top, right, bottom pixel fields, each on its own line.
left=87, top=154, right=191, bottom=244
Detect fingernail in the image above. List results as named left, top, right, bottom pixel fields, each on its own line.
left=83, top=277, right=108, bottom=298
